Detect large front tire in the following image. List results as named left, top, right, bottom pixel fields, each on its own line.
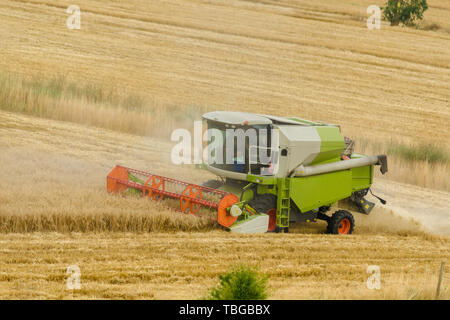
left=327, top=210, right=355, bottom=235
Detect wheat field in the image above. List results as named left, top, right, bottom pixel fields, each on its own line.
left=1, top=0, right=449, bottom=146
left=0, top=0, right=449, bottom=299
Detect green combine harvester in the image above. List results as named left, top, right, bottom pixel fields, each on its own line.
left=107, top=111, right=387, bottom=234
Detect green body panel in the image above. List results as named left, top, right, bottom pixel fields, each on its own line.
left=241, top=188, right=255, bottom=201
left=246, top=174, right=277, bottom=185
left=232, top=164, right=374, bottom=219
left=311, top=127, right=345, bottom=165
left=289, top=170, right=352, bottom=212
left=199, top=164, right=373, bottom=226
left=256, top=184, right=277, bottom=196
left=351, top=165, right=374, bottom=191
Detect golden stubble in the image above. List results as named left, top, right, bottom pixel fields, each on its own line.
left=0, top=232, right=448, bottom=299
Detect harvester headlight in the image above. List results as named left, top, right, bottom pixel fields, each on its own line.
left=230, top=205, right=242, bottom=217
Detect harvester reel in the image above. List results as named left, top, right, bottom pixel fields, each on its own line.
left=107, top=166, right=238, bottom=229
left=180, top=185, right=202, bottom=214
left=144, top=176, right=165, bottom=201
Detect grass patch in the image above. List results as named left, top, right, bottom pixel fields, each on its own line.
left=351, top=136, right=450, bottom=191
left=387, top=143, right=448, bottom=165
left=0, top=70, right=207, bottom=138
left=207, top=264, right=268, bottom=300
left=0, top=72, right=144, bottom=111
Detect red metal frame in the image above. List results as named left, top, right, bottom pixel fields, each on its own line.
left=107, top=166, right=234, bottom=223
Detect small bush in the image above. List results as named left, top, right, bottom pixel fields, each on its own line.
left=207, top=264, right=268, bottom=300
left=382, top=0, right=428, bottom=26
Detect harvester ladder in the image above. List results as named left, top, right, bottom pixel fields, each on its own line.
left=277, top=178, right=290, bottom=230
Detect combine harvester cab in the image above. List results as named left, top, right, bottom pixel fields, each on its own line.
left=107, top=111, right=388, bottom=235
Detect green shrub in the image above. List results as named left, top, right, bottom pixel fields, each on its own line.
left=207, top=264, right=268, bottom=300
left=382, top=0, right=428, bottom=26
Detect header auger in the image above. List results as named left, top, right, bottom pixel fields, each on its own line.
left=107, top=111, right=388, bottom=234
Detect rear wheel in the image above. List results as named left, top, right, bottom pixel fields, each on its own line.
left=248, top=194, right=278, bottom=232
left=327, top=210, right=355, bottom=235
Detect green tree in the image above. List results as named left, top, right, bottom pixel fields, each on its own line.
left=382, top=0, right=428, bottom=26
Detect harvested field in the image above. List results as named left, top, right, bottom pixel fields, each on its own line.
left=0, top=232, right=448, bottom=300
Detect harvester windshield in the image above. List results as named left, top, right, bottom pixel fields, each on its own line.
left=203, top=119, right=278, bottom=176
